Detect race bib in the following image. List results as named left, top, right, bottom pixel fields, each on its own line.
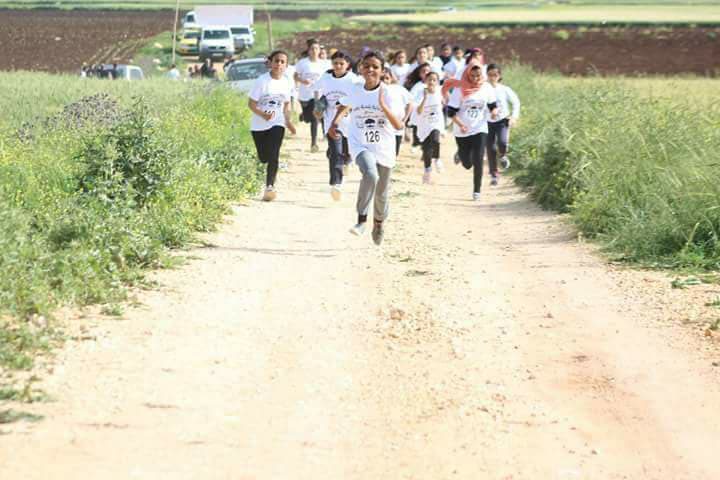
left=355, top=114, right=387, bottom=145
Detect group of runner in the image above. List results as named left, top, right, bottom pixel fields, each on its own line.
left=247, top=39, right=520, bottom=245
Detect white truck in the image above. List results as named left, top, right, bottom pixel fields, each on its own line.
left=184, top=6, right=255, bottom=54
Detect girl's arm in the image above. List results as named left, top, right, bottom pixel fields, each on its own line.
left=507, top=86, right=521, bottom=125
left=416, top=88, right=428, bottom=115
left=248, top=98, right=273, bottom=121
left=327, top=105, right=350, bottom=139
left=451, top=114, right=468, bottom=134
left=378, top=86, right=404, bottom=131
left=283, top=101, right=296, bottom=134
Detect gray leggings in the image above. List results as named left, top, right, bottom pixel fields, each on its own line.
left=487, top=119, right=510, bottom=175
left=356, top=150, right=392, bottom=224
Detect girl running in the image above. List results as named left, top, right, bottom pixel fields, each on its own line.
left=329, top=51, right=405, bottom=246
left=403, top=63, right=432, bottom=151
left=415, top=71, right=446, bottom=184
left=485, top=63, right=521, bottom=184
left=294, top=39, right=327, bottom=153
left=313, top=50, right=359, bottom=201
left=390, top=50, right=411, bottom=87
left=248, top=50, right=297, bottom=201
left=443, top=46, right=465, bottom=80
left=381, top=66, right=413, bottom=158
left=443, top=61, right=498, bottom=201
left=455, top=47, right=486, bottom=80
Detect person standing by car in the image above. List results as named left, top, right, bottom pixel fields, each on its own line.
left=248, top=50, right=297, bottom=202
left=294, top=38, right=327, bottom=153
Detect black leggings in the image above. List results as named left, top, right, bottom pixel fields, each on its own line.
left=300, top=100, right=319, bottom=146
left=487, top=119, right=510, bottom=176
left=395, top=135, right=402, bottom=157
left=456, top=132, right=487, bottom=194
left=251, top=126, right=285, bottom=187
left=412, top=126, right=421, bottom=147
left=326, top=133, right=348, bottom=186
left=421, top=130, right=441, bottom=169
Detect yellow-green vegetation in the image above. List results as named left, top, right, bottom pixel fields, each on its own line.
left=506, top=65, right=720, bottom=269
left=353, top=5, right=720, bottom=25
left=0, top=72, right=261, bottom=373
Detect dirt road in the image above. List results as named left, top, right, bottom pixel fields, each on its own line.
left=2, top=129, right=720, bottom=479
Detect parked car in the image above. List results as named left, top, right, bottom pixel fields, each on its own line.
left=182, top=10, right=199, bottom=30
left=199, top=26, right=235, bottom=62
left=225, top=58, right=268, bottom=93
left=229, top=25, right=255, bottom=51
left=178, top=28, right=201, bottom=56
left=95, top=64, right=144, bottom=81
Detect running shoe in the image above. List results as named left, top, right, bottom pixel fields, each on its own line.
left=434, top=158, right=445, bottom=173
left=262, top=186, right=277, bottom=202
left=422, top=171, right=432, bottom=184
left=490, top=175, right=499, bottom=186
left=350, top=223, right=366, bottom=236
left=472, top=192, right=481, bottom=201
left=342, top=164, right=349, bottom=176
left=311, top=144, right=320, bottom=153
left=331, top=185, right=342, bottom=201
left=372, top=221, right=384, bottom=246
left=454, top=152, right=461, bottom=165
left=279, top=161, right=289, bottom=171
left=501, top=156, right=511, bottom=170
left=410, top=146, right=418, bottom=154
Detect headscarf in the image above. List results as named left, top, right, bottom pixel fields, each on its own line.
left=442, top=59, right=484, bottom=99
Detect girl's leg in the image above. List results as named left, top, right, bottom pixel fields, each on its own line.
left=326, top=133, right=343, bottom=186
left=372, top=164, right=392, bottom=245
left=310, top=114, right=319, bottom=149
left=412, top=126, right=421, bottom=147
left=395, top=135, right=402, bottom=157
left=265, top=126, right=286, bottom=187
left=355, top=150, right=380, bottom=225
left=456, top=136, right=473, bottom=170
left=486, top=122, right=499, bottom=178
left=421, top=135, right=434, bottom=170
left=498, top=120, right=510, bottom=163
left=471, top=133, right=487, bottom=194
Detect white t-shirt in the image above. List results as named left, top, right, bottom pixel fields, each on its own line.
left=285, top=64, right=297, bottom=98
left=314, top=70, right=359, bottom=135
left=449, top=83, right=497, bottom=138
left=415, top=90, right=445, bottom=142
left=294, top=57, right=328, bottom=101
left=249, top=72, right=293, bottom=132
left=443, top=57, right=464, bottom=79
left=429, top=57, right=445, bottom=76
left=488, top=83, right=521, bottom=122
left=390, top=63, right=411, bottom=86
left=407, top=81, right=426, bottom=126
left=385, top=83, right=412, bottom=136
left=340, top=83, right=398, bottom=169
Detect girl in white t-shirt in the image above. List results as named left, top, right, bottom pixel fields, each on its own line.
left=313, top=50, right=358, bottom=200
left=248, top=50, right=297, bottom=201
left=381, top=66, right=413, bottom=158
left=415, top=72, right=446, bottom=184
left=294, top=39, right=327, bottom=153
left=485, top=63, right=521, bottom=183
left=403, top=63, right=432, bottom=150
left=443, top=61, right=499, bottom=201
left=329, top=51, right=405, bottom=246
left=390, top=49, right=411, bottom=87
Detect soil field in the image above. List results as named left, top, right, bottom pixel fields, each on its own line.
left=0, top=9, right=317, bottom=73
left=2, top=9, right=719, bottom=76
left=281, top=25, right=720, bottom=76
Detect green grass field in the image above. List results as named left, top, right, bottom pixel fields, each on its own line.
left=1, top=0, right=719, bottom=14
left=352, top=4, right=720, bottom=25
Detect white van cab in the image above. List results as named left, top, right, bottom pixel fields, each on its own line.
left=199, top=26, right=235, bottom=62
left=229, top=25, right=255, bottom=51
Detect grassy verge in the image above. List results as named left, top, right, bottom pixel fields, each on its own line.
left=0, top=73, right=261, bottom=377
left=506, top=65, right=720, bottom=269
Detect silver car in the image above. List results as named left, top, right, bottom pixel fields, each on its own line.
left=225, top=58, right=268, bottom=93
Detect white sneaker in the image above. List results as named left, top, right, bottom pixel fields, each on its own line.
left=279, top=161, right=289, bottom=171
left=422, top=171, right=432, bottom=184
left=472, top=192, right=481, bottom=201
left=434, top=158, right=444, bottom=173
left=501, top=156, right=510, bottom=170
left=262, top=186, right=277, bottom=202
left=410, top=146, right=418, bottom=154
left=331, top=185, right=342, bottom=201
left=349, top=223, right=367, bottom=236
left=490, top=175, right=499, bottom=186
left=454, top=152, right=461, bottom=165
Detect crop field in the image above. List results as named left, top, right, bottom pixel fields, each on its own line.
left=352, top=4, right=720, bottom=25
left=3, top=8, right=719, bottom=76
left=281, top=24, right=720, bottom=76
